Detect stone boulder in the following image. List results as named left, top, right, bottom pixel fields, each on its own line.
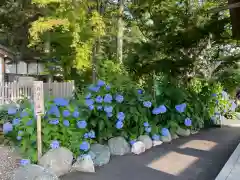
left=176, top=127, right=191, bottom=137
left=71, top=155, right=95, bottom=173
left=161, top=133, right=172, bottom=143
left=108, top=137, right=130, bottom=155
left=138, top=135, right=152, bottom=150
left=12, top=164, right=58, bottom=180
left=153, top=140, right=163, bottom=147
left=89, top=144, right=110, bottom=166
left=171, top=133, right=179, bottom=139
left=38, top=147, right=73, bottom=177
left=131, top=141, right=145, bottom=155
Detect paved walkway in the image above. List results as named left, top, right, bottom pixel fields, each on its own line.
left=61, top=126, right=240, bottom=180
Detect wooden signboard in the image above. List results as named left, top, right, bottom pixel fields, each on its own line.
left=33, top=81, right=44, bottom=160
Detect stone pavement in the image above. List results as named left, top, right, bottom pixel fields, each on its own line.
left=215, top=140, right=240, bottom=180
left=61, top=126, right=240, bottom=180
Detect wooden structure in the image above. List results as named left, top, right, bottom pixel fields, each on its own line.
left=0, top=81, right=75, bottom=105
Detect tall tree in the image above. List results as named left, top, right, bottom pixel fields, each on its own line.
left=117, top=0, right=124, bottom=63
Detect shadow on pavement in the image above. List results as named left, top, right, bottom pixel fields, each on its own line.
left=61, top=127, right=240, bottom=180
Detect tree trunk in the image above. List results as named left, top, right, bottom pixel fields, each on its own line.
left=228, top=0, right=240, bottom=39
left=117, top=0, right=124, bottom=64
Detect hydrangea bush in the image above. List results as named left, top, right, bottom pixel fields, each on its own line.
left=3, top=79, right=235, bottom=164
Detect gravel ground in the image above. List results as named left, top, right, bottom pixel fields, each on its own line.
left=0, top=145, right=21, bottom=180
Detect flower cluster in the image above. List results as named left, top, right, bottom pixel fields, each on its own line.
left=152, top=105, right=167, bottom=115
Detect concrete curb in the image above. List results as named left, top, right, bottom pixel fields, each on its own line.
left=215, top=143, right=240, bottom=180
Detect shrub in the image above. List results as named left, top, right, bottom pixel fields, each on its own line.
left=3, top=98, right=93, bottom=163
left=3, top=79, right=231, bottom=163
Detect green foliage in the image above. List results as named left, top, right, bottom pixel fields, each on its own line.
left=4, top=99, right=91, bottom=163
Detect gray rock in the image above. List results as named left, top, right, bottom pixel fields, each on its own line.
left=34, top=173, right=59, bottom=180
left=138, top=135, right=152, bottom=149
left=38, top=147, right=73, bottom=177
left=191, top=130, right=199, bottom=134
left=108, top=137, right=130, bottom=155
left=71, top=155, right=95, bottom=173
left=12, top=164, right=58, bottom=180
left=176, top=127, right=191, bottom=137
left=131, top=141, right=145, bottom=155
left=171, top=133, right=179, bottom=139
left=89, top=144, right=110, bottom=166
left=161, top=133, right=172, bottom=143
left=152, top=140, right=163, bottom=146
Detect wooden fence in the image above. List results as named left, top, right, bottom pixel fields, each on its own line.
left=0, top=81, right=75, bottom=104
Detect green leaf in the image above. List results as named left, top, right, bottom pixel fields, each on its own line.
left=98, top=120, right=105, bottom=131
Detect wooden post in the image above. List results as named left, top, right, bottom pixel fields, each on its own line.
left=37, top=115, right=42, bottom=159
left=33, top=81, right=44, bottom=160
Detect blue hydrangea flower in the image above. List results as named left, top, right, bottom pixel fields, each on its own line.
left=137, top=89, right=143, bottom=94
left=230, top=102, right=237, bottom=111
left=48, top=105, right=60, bottom=117
left=20, top=111, right=28, bottom=118
left=88, top=105, right=94, bottom=110
left=8, top=107, right=17, bottom=115
left=152, top=107, right=161, bottom=115
left=161, top=128, right=170, bottom=137
left=13, top=118, right=20, bottom=125
left=152, top=134, right=160, bottom=141
left=26, top=120, right=33, bottom=126
left=106, top=85, right=111, bottom=91
left=88, top=130, right=95, bottom=138
left=143, top=101, right=152, bottom=108
left=107, top=113, right=113, bottom=118
left=50, top=140, right=60, bottom=149
left=222, top=91, right=228, bottom=98
left=145, top=127, right=151, bottom=133
left=54, top=98, right=69, bottom=106
left=104, top=106, right=113, bottom=113
left=184, top=118, right=192, bottom=126
left=63, top=110, right=70, bottom=117
left=212, top=93, right=217, bottom=97
left=159, top=105, right=167, bottom=113
left=95, top=95, right=103, bottom=103
left=104, top=94, right=112, bottom=103
left=63, top=120, right=70, bottom=127
left=215, top=112, right=220, bottom=115
left=117, top=112, right=125, bottom=121
left=3, top=122, right=13, bottom=134
left=77, top=120, right=87, bottom=129
left=49, top=119, right=59, bottom=125
left=84, top=133, right=89, bottom=139
left=97, top=80, right=105, bottom=86
left=85, top=93, right=92, bottom=99
left=130, top=139, right=136, bottom=145
left=97, top=106, right=103, bottom=110
left=116, top=120, right=123, bottom=129
left=143, top=122, right=149, bottom=127
left=20, top=159, right=30, bottom=166
left=73, top=111, right=80, bottom=118
left=85, top=99, right=94, bottom=106
left=17, top=136, right=22, bottom=140
left=175, top=103, right=186, bottom=113
left=18, top=130, right=23, bottom=135
left=152, top=105, right=167, bottom=115
left=80, top=141, right=90, bottom=151
left=88, top=85, right=100, bottom=92
left=115, top=94, right=124, bottom=103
